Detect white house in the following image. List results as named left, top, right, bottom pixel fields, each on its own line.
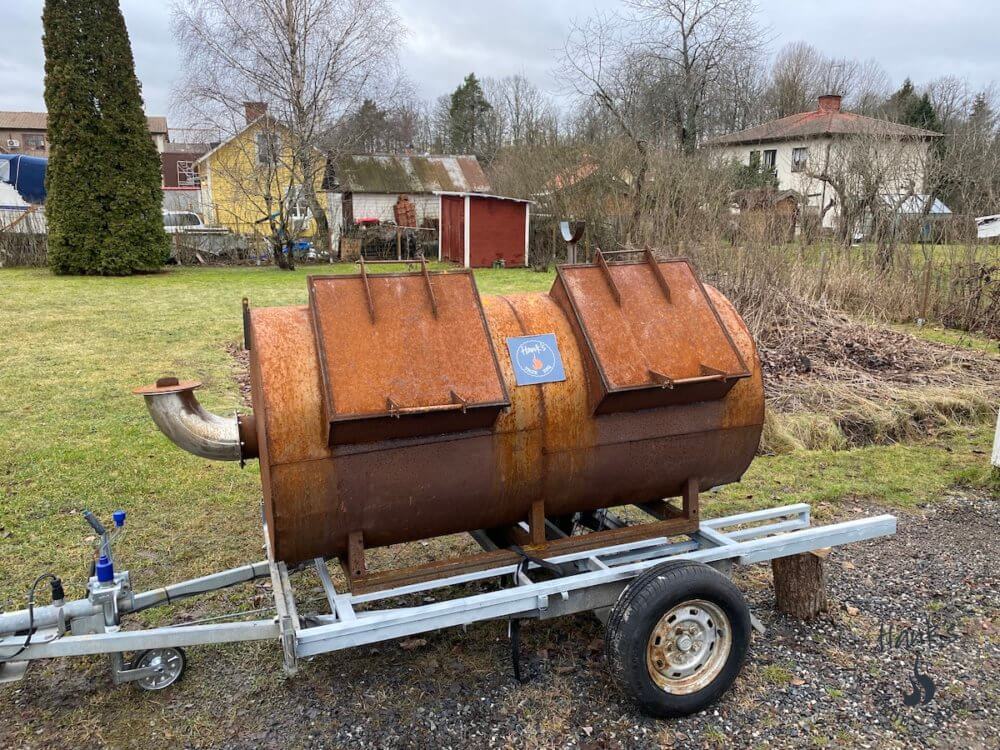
left=705, top=95, right=942, bottom=229
left=324, top=154, right=491, bottom=244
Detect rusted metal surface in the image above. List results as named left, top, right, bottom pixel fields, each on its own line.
left=233, top=260, right=764, bottom=568
left=551, top=256, right=751, bottom=414
left=139, top=259, right=763, bottom=573
left=307, top=268, right=509, bottom=445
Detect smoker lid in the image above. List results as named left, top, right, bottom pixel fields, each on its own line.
left=308, top=266, right=510, bottom=445
left=554, top=251, right=751, bottom=413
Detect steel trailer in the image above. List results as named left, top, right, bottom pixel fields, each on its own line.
left=0, top=503, right=895, bottom=716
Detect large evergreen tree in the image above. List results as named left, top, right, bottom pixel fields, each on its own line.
left=447, top=74, right=493, bottom=157
left=43, top=0, right=168, bottom=275
left=884, top=79, right=940, bottom=132
left=43, top=0, right=104, bottom=274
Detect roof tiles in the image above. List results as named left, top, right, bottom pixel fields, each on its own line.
left=705, top=107, right=941, bottom=147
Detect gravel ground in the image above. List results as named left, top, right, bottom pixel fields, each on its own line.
left=2, top=492, right=997, bottom=749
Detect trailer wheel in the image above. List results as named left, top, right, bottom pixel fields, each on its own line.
left=131, top=647, right=186, bottom=691
left=606, top=561, right=750, bottom=718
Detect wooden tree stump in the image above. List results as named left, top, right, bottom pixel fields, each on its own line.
left=771, top=550, right=828, bottom=619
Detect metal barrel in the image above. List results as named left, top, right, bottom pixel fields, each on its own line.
left=237, top=258, right=764, bottom=564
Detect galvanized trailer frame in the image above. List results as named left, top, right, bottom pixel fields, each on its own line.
left=0, top=503, right=895, bottom=686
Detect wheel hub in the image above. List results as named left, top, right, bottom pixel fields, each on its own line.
left=646, top=599, right=732, bottom=695
left=135, top=648, right=184, bottom=690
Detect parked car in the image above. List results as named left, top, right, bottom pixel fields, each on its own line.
left=162, top=210, right=227, bottom=234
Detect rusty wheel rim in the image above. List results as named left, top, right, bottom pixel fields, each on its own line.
left=646, top=599, right=731, bottom=695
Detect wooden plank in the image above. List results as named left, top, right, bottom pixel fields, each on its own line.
left=349, top=515, right=699, bottom=595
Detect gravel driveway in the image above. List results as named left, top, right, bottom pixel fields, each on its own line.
left=3, top=492, right=997, bottom=749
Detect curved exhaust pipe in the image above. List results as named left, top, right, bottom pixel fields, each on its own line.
left=133, top=377, right=258, bottom=463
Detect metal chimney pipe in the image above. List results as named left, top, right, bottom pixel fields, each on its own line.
left=133, top=378, right=257, bottom=462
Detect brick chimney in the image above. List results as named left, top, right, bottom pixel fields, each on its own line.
left=818, top=94, right=842, bottom=113
left=244, top=101, right=268, bottom=124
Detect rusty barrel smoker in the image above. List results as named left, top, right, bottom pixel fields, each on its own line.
left=136, top=253, right=764, bottom=591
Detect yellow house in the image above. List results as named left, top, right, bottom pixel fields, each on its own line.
left=195, top=114, right=324, bottom=238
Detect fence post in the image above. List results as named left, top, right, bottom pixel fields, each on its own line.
left=992, top=408, right=1000, bottom=471
left=919, top=258, right=932, bottom=325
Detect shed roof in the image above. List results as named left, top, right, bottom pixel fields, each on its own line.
left=882, top=194, right=952, bottom=215
left=704, top=97, right=941, bottom=147
left=435, top=191, right=534, bottom=204
left=332, top=154, right=490, bottom=194
left=0, top=111, right=168, bottom=134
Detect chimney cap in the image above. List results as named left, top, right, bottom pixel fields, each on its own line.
left=818, top=94, right=842, bottom=113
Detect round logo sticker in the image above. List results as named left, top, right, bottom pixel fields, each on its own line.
left=514, top=339, right=556, bottom=379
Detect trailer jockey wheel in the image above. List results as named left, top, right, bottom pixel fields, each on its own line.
left=130, top=647, right=186, bottom=691
left=606, top=561, right=751, bottom=718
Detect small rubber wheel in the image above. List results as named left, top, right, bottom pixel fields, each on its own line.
left=606, top=561, right=750, bottom=718
left=130, top=647, right=186, bottom=691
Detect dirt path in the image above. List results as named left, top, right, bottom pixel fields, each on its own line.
left=2, top=492, right=997, bottom=749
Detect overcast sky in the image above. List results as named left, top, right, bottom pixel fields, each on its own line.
left=2, top=0, right=997, bottom=126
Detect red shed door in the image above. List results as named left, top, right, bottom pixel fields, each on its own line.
left=440, top=195, right=465, bottom=263
left=469, top=197, right=525, bottom=267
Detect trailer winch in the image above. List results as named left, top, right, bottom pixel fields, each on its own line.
left=0, top=254, right=896, bottom=717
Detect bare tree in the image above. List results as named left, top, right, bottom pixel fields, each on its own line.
left=483, top=75, right=560, bottom=148
left=625, top=0, right=768, bottom=150
left=171, top=0, right=402, bottom=264
left=559, top=11, right=655, bottom=233
left=767, top=42, right=890, bottom=118
left=925, top=75, right=972, bottom=132
left=767, top=41, right=823, bottom=117
left=558, top=1, right=765, bottom=233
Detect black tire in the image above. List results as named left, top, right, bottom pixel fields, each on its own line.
left=606, top=560, right=750, bottom=718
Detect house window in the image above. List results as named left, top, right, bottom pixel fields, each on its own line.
left=749, top=150, right=761, bottom=168
left=176, top=160, right=199, bottom=187
left=286, top=186, right=312, bottom=223
left=256, top=131, right=281, bottom=166
left=791, top=147, right=808, bottom=173
left=762, top=149, right=777, bottom=169
left=23, top=133, right=45, bottom=150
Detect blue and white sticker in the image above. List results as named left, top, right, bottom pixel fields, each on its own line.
left=506, top=333, right=566, bottom=386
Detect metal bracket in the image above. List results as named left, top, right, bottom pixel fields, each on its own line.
left=0, top=660, right=29, bottom=685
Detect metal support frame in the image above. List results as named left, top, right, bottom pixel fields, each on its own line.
left=0, top=503, right=894, bottom=686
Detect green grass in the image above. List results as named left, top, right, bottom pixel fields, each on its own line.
left=760, top=664, right=794, bottom=685
left=893, top=322, right=999, bottom=356
left=711, top=422, right=996, bottom=519
left=0, top=265, right=557, bottom=611
left=0, top=264, right=995, bottom=614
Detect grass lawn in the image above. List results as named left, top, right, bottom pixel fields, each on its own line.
left=0, top=266, right=992, bottom=748
left=1, top=263, right=995, bottom=613
left=894, top=322, right=1000, bottom=356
